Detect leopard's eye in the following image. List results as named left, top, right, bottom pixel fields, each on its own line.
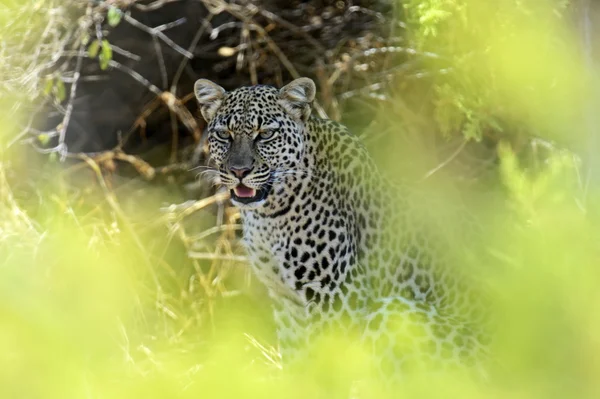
left=258, top=129, right=277, bottom=141
left=213, top=129, right=231, bottom=141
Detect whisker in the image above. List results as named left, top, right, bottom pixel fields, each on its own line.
left=188, top=165, right=218, bottom=172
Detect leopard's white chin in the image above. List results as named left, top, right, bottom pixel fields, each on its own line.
left=231, top=197, right=267, bottom=209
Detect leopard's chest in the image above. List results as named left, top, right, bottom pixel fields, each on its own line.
left=244, top=214, right=291, bottom=289
left=241, top=205, right=359, bottom=307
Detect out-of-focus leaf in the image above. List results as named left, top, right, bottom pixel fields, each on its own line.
left=88, top=40, right=100, bottom=58
left=107, top=6, right=122, bottom=27
left=37, top=133, right=50, bottom=146
left=43, top=77, right=54, bottom=96
left=54, top=79, right=66, bottom=102
left=99, top=40, right=112, bottom=70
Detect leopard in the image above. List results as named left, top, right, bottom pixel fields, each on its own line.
left=194, top=77, right=492, bottom=383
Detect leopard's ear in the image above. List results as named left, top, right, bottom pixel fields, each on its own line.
left=278, top=78, right=316, bottom=121
left=194, top=79, right=226, bottom=122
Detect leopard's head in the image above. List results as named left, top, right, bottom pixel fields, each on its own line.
left=194, top=78, right=315, bottom=209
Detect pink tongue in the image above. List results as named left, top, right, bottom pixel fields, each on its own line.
left=233, top=185, right=256, bottom=198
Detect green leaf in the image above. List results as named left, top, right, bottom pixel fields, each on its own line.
left=54, top=79, right=66, bottom=102
left=88, top=40, right=100, bottom=58
left=107, top=6, right=122, bottom=27
left=99, top=39, right=113, bottom=70
left=43, top=77, right=54, bottom=95
left=37, top=133, right=50, bottom=146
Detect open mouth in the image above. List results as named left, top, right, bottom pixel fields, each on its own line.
left=231, top=183, right=271, bottom=204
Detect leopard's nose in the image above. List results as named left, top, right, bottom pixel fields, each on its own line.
left=230, top=166, right=253, bottom=179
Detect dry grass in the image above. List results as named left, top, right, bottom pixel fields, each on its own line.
left=0, top=0, right=426, bottom=351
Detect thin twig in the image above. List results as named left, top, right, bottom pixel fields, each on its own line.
left=171, top=13, right=214, bottom=93
left=110, top=43, right=142, bottom=61
left=55, top=43, right=85, bottom=161
left=422, top=139, right=468, bottom=180
left=224, top=4, right=329, bottom=117
left=209, top=21, right=243, bottom=40
left=152, top=36, right=169, bottom=89
left=173, top=191, right=230, bottom=222
left=7, top=101, right=48, bottom=148
left=80, top=154, right=161, bottom=289
left=105, top=59, right=201, bottom=142
left=255, top=8, right=326, bottom=54
left=154, top=18, right=188, bottom=32
left=134, top=0, right=183, bottom=12
left=122, top=12, right=193, bottom=59
left=187, top=253, right=248, bottom=263
left=108, top=59, right=162, bottom=95
left=189, top=224, right=242, bottom=243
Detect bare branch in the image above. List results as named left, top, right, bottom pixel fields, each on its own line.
left=56, top=44, right=85, bottom=161
left=154, top=17, right=188, bottom=33
left=109, top=43, right=142, bottom=61
left=422, top=139, right=468, bottom=181
left=121, top=12, right=193, bottom=59
left=171, top=13, right=214, bottom=93
left=108, top=59, right=162, bottom=96
left=255, top=8, right=326, bottom=53
left=152, top=36, right=169, bottom=89
left=187, top=253, right=248, bottom=263
left=134, top=0, right=183, bottom=12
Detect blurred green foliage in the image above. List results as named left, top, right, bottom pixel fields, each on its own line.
left=404, top=0, right=583, bottom=143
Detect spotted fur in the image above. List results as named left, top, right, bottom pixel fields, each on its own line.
left=194, top=78, right=490, bottom=379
